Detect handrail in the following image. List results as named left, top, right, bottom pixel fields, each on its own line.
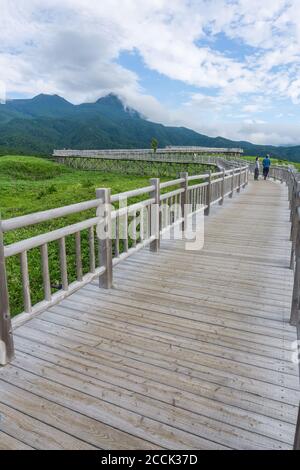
left=54, top=147, right=244, bottom=156
left=269, top=166, right=300, bottom=320
left=52, top=151, right=244, bottom=174
left=187, top=173, right=210, bottom=181
left=160, top=178, right=185, bottom=189
left=1, top=199, right=101, bottom=233
left=111, top=185, right=155, bottom=202
left=4, top=217, right=102, bottom=258
left=0, top=163, right=249, bottom=366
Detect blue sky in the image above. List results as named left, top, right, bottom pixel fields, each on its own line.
left=195, top=32, right=258, bottom=61
left=1, top=0, right=300, bottom=145
left=117, top=50, right=200, bottom=109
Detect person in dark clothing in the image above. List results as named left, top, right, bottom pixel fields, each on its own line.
left=254, top=157, right=260, bottom=180
left=262, top=155, right=271, bottom=180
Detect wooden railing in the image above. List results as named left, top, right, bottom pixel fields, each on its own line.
left=0, top=165, right=249, bottom=366
left=52, top=151, right=244, bottom=169
left=268, top=165, right=300, bottom=451
left=269, top=166, right=300, bottom=325
left=53, top=147, right=244, bottom=157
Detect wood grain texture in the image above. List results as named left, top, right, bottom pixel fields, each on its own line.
left=1, top=179, right=298, bottom=450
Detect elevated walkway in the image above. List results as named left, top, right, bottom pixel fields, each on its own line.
left=0, top=179, right=298, bottom=450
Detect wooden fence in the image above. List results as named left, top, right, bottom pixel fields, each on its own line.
left=53, top=147, right=244, bottom=159
left=269, top=166, right=300, bottom=326
left=258, top=165, right=300, bottom=331
left=268, top=165, right=300, bottom=451
left=0, top=165, right=248, bottom=366
left=52, top=151, right=244, bottom=173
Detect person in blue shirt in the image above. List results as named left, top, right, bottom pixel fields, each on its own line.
left=262, top=154, right=271, bottom=180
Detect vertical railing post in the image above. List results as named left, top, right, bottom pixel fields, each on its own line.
left=290, top=221, right=295, bottom=270
left=96, top=188, right=113, bottom=289
left=290, top=216, right=300, bottom=326
left=0, top=216, right=14, bottom=365
left=290, top=181, right=300, bottom=271
left=245, top=167, right=249, bottom=187
left=150, top=178, right=160, bottom=252
left=243, top=168, right=247, bottom=188
left=205, top=171, right=212, bottom=216
left=229, top=170, right=234, bottom=198
left=237, top=167, right=241, bottom=193
left=288, top=171, right=293, bottom=205
left=294, top=404, right=300, bottom=450
left=219, top=169, right=225, bottom=205
left=289, top=177, right=294, bottom=214
left=180, top=172, right=188, bottom=231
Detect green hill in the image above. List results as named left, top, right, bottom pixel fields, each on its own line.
left=0, top=93, right=299, bottom=161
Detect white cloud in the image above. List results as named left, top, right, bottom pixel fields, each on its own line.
left=242, top=105, right=262, bottom=114
left=177, top=117, right=300, bottom=146
left=1, top=0, right=300, bottom=144
left=0, top=79, right=6, bottom=103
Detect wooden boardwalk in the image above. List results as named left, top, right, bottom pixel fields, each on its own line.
left=0, top=179, right=299, bottom=450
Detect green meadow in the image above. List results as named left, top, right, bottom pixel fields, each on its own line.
left=0, top=155, right=214, bottom=316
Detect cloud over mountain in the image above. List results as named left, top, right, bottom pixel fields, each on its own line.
left=1, top=93, right=300, bottom=160
left=1, top=0, right=300, bottom=144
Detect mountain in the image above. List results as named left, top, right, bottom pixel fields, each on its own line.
left=4, top=94, right=74, bottom=119
left=0, top=93, right=299, bottom=161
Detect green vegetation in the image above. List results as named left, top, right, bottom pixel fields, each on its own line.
left=0, top=156, right=71, bottom=181
left=0, top=156, right=157, bottom=219
left=151, top=137, right=158, bottom=153
left=0, top=155, right=213, bottom=317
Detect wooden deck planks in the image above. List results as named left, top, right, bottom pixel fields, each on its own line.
left=0, top=431, right=33, bottom=450
left=0, top=179, right=299, bottom=449
left=0, top=401, right=96, bottom=450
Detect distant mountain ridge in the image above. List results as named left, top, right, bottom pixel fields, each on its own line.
left=0, top=93, right=299, bottom=161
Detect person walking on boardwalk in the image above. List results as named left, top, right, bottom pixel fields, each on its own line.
left=262, top=154, right=271, bottom=180
left=254, top=157, right=260, bottom=180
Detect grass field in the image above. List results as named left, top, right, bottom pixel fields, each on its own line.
left=0, top=155, right=215, bottom=316
left=0, top=156, right=162, bottom=219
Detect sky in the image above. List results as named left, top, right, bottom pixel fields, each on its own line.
left=1, top=0, right=300, bottom=145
